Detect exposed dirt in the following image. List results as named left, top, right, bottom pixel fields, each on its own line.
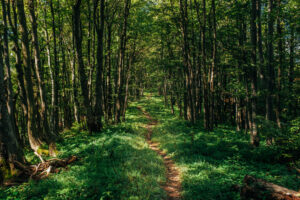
left=138, top=106, right=182, bottom=200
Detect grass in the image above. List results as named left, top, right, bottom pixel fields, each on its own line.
left=1, top=94, right=299, bottom=200
left=0, top=106, right=166, bottom=200
left=136, top=93, right=300, bottom=200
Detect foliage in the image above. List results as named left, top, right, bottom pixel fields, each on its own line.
left=137, top=94, right=300, bottom=200
left=256, top=116, right=282, bottom=140
left=0, top=106, right=166, bottom=200
left=275, top=117, right=300, bottom=163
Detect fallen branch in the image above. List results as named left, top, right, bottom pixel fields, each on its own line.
left=13, top=156, right=77, bottom=181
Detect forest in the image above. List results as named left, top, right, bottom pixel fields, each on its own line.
left=0, top=0, right=299, bottom=199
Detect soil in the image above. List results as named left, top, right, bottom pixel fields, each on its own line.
left=138, top=106, right=182, bottom=200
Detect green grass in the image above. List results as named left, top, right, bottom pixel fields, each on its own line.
left=136, top=93, right=300, bottom=200
left=1, top=94, right=299, bottom=200
left=0, top=106, right=166, bottom=200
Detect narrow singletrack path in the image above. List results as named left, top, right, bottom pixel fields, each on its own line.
left=137, top=106, right=182, bottom=200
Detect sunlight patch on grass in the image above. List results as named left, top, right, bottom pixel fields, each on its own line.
left=137, top=94, right=300, bottom=200
left=0, top=103, right=166, bottom=200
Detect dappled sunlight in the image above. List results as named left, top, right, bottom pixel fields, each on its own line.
left=137, top=95, right=300, bottom=200
left=0, top=105, right=166, bottom=200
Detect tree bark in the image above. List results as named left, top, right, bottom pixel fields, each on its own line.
left=250, top=0, right=259, bottom=147
left=94, top=0, right=105, bottom=131
left=0, top=34, right=24, bottom=180
left=28, top=0, right=56, bottom=156
left=1, top=0, right=16, bottom=137
left=266, top=0, right=275, bottom=123
left=179, top=0, right=195, bottom=124
left=17, top=0, right=43, bottom=152
left=6, top=0, right=28, bottom=119
left=115, top=0, right=131, bottom=123
left=50, top=0, right=60, bottom=135
left=73, top=0, right=96, bottom=133
left=275, top=0, right=282, bottom=128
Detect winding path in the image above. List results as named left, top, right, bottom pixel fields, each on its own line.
left=137, top=106, right=182, bottom=200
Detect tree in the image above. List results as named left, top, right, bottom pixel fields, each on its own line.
left=73, top=0, right=97, bottom=133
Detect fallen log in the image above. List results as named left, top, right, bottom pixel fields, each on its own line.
left=241, top=175, right=300, bottom=200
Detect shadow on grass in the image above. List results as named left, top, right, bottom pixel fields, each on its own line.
left=137, top=94, right=300, bottom=200
left=0, top=106, right=166, bottom=200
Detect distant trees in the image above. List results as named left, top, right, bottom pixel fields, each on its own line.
left=154, top=0, right=299, bottom=147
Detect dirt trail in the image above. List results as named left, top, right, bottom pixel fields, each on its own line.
left=137, top=106, right=182, bottom=200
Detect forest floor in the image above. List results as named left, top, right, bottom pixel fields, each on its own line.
left=137, top=106, right=181, bottom=200
left=1, top=93, right=300, bottom=200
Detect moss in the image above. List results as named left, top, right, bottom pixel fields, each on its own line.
left=0, top=160, right=12, bottom=180
left=37, top=148, right=49, bottom=156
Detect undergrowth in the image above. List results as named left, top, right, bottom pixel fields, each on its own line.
left=0, top=106, right=166, bottom=200
left=1, top=94, right=299, bottom=200
left=138, top=93, right=300, bottom=200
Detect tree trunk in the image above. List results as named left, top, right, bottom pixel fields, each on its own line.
left=0, top=35, right=24, bottom=180
left=266, top=0, right=275, bottom=123
left=250, top=0, right=259, bottom=147
left=202, top=0, right=211, bottom=130
left=106, top=23, right=113, bottom=122
left=73, top=0, right=96, bottom=133
left=179, top=0, right=195, bottom=124
left=209, top=0, right=217, bottom=130
left=94, top=0, right=105, bottom=131
left=1, top=0, right=16, bottom=137
left=275, top=0, right=282, bottom=128
left=28, top=0, right=56, bottom=156
left=6, top=0, right=28, bottom=119
left=17, top=0, right=43, bottom=152
left=288, top=23, right=295, bottom=116
left=115, top=0, right=131, bottom=123
left=50, top=0, right=60, bottom=135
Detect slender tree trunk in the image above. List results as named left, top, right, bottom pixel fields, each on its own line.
left=202, top=0, right=210, bottom=130
left=180, top=0, right=195, bottom=123
left=50, top=0, right=60, bottom=135
left=250, top=0, right=259, bottom=147
left=288, top=23, right=295, bottom=116
left=122, top=40, right=136, bottom=120
left=275, top=0, right=282, bottom=128
left=115, top=0, right=131, bottom=123
left=266, top=0, right=275, bottom=122
left=0, top=34, right=24, bottom=179
left=1, top=0, right=16, bottom=136
left=194, top=0, right=203, bottom=120
left=6, top=1, right=28, bottom=119
left=106, top=23, right=113, bottom=121
left=257, top=0, right=264, bottom=81
left=17, top=0, right=43, bottom=153
left=73, top=0, right=96, bottom=133
left=70, top=51, right=80, bottom=123
left=209, top=0, right=217, bottom=130
left=236, top=14, right=245, bottom=132
left=94, top=0, right=105, bottom=131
